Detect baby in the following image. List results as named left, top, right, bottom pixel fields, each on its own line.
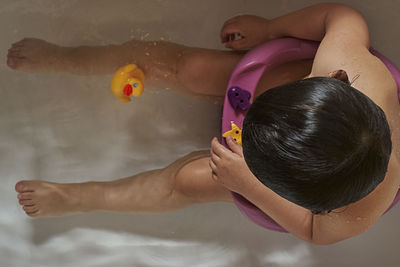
left=8, top=3, right=400, bottom=245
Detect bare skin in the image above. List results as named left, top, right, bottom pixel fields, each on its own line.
left=10, top=3, right=400, bottom=244
left=10, top=37, right=311, bottom=217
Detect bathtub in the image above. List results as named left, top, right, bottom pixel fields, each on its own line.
left=1, top=0, right=399, bottom=266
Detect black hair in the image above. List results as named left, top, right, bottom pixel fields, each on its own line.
left=242, top=77, right=392, bottom=213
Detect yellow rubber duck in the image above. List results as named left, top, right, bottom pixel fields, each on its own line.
left=110, top=64, right=145, bottom=102
left=222, top=122, right=242, bottom=145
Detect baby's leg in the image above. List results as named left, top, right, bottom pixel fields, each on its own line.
left=15, top=151, right=232, bottom=217
left=7, top=38, right=243, bottom=98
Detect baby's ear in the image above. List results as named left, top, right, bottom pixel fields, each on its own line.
left=328, top=69, right=350, bottom=84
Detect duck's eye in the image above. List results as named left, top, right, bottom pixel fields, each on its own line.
left=133, top=83, right=138, bottom=88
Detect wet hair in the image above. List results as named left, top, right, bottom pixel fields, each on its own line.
left=242, top=77, right=392, bottom=214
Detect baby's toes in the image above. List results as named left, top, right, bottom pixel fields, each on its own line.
left=8, top=45, right=21, bottom=53
left=24, top=208, right=39, bottom=217
left=23, top=205, right=38, bottom=214
left=7, top=56, right=25, bottom=69
left=26, top=210, right=40, bottom=217
left=15, top=180, right=35, bottom=193
left=11, top=40, right=24, bottom=47
left=7, top=47, right=20, bottom=60
left=18, top=192, right=33, bottom=200
left=19, top=199, right=34, bottom=206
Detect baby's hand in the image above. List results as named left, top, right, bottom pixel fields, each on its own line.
left=209, top=136, right=259, bottom=195
left=220, top=15, right=272, bottom=50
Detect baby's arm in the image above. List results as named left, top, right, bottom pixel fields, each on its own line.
left=210, top=137, right=314, bottom=243
left=210, top=136, right=391, bottom=245
left=221, top=3, right=369, bottom=50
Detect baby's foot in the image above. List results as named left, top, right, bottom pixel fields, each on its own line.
left=15, top=180, right=81, bottom=217
left=7, top=38, right=68, bottom=73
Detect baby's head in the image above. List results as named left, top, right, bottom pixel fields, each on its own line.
left=242, top=77, right=392, bottom=214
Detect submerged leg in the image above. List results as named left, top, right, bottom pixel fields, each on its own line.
left=7, top=38, right=243, bottom=99
left=7, top=38, right=312, bottom=99
left=15, top=151, right=232, bottom=217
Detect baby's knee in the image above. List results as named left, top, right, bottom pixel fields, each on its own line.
left=173, top=154, right=232, bottom=203
left=174, top=157, right=210, bottom=201
left=176, top=50, right=210, bottom=93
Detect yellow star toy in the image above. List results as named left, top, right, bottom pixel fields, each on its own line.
left=222, top=122, right=242, bottom=145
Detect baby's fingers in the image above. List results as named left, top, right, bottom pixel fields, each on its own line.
left=221, top=15, right=241, bottom=29
left=226, top=136, right=244, bottom=156
left=210, top=147, right=221, bottom=165
left=211, top=137, right=231, bottom=158
left=209, top=158, right=217, bottom=172
left=220, top=22, right=243, bottom=43
left=224, top=37, right=247, bottom=50
left=209, top=159, right=219, bottom=182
